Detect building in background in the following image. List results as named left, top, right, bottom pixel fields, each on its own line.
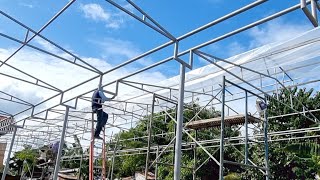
left=0, top=142, right=6, bottom=169
left=0, top=115, right=15, bottom=168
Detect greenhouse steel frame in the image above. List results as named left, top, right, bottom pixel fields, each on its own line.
left=0, top=0, right=320, bottom=180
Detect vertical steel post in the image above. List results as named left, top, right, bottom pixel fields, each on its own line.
left=145, top=94, right=155, bottom=180
left=263, top=97, right=270, bottom=180
left=219, top=76, right=226, bottom=180
left=1, top=126, right=17, bottom=180
left=110, top=136, right=119, bottom=180
left=77, top=153, right=83, bottom=180
left=245, top=91, right=248, bottom=165
left=19, top=161, right=25, bottom=180
left=155, top=146, right=159, bottom=180
left=290, top=94, right=293, bottom=108
left=89, top=113, right=94, bottom=180
left=174, top=64, right=186, bottom=180
left=311, top=0, right=318, bottom=22
left=193, top=130, right=197, bottom=180
left=53, top=106, right=70, bottom=180
left=102, top=127, right=106, bottom=180
left=301, top=0, right=307, bottom=7
left=274, top=68, right=279, bottom=100
left=107, top=140, right=113, bottom=180
left=30, top=164, right=35, bottom=179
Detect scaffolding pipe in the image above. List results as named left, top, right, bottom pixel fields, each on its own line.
left=245, top=91, right=248, bottom=165
left=145, top=94, right=155, bottom=179
left=89, top=113, right=94, bottom=180
left=173, top=64, right=186, bottom=180
left=102, top=127, right=106, bottom=180
left=110, top=136, right=120, bottom=180
left=193, top=131, right=197, bottom=180
left=311, top=0, right=318, bottom=22
left=155, top=146, right=159, bottom=180
left=219, top=76, right=226, bottom=180
left=53, top=106, right=70, bottom=180
left=264, top=97, right=270, bottom=180
left=77, top=153, right=83, bottom=180
left=1, top=127, right=17, bottom=180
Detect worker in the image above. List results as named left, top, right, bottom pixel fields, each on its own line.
left=256, top=98, right=267, bottom=113
left=92, top=87, right=109, bottom=140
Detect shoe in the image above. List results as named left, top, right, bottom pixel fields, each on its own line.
left=94, top=135, right=103, bottom=140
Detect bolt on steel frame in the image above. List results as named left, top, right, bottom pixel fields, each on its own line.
left=0, top=0, right=320, bottom=180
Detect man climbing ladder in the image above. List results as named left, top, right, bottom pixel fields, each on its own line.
left=91, top=87, right=109, bottom=140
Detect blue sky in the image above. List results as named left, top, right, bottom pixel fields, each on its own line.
left=0, top=0, right=314, bottom=70
left=0, top=0, right=317, bottom=115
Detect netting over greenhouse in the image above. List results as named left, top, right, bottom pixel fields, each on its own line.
left=1, top=0, right=320, bottom=179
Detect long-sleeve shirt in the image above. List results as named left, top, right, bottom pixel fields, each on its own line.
left=92, top=90, right=108, bottom=111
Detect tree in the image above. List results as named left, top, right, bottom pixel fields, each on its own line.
left=109, top=102, right=241, bottom=179
left=242, top=87, right=320, bottom=179
left=60, top=135, right=90, bottom=179
left=8, top=145, right=37, bottom=176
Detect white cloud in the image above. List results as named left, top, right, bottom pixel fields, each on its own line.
left=207, top=19, right=311, bottom=59
left=0, top=86, right=44, bottom=115
left=91, top=37, right=154, bottom=66
left=227, top=41, right=247, bottom=57
left=0, top=36, right=166, bottom=118
left=32, top=37, right=60, bottom=54
left=0, top=35, right=167, bottom=155
left=207, top=41, right=247, bottom=59
left=248, top=19, right=311, bottom=48
left=80, top=3, right=110, bottom=21
left=19, top=3, right=34, bottom=8
left=80, top=3, right=127, bottom=29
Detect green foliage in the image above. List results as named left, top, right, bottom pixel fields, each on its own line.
left=109, top=102, right=241, bottom=179
left=285, top=142, right=320, bottom=157
left=242, top=88, right=320, bottom=179
left=10, top=87, right=320, bottom=179
left=60, top=135, right=89, bottom=179
left=9, top=145, right=38, bottom=175
left=225, top=173, right=241, bottom=180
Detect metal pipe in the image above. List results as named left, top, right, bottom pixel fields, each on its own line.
left=30, top=164, right=35, bottom=179
left=102, top=127, right=106, bottom=180
left=106, top=0, right=175, bottom=40
left=245, top=91, right=248, bottom=165
left=1, top=127, right=17, bottom=180
left=0, top=72, right=60, bottom=92
left=155, top=146, right=159, bottom=180
left=110, top=136, right=120, bottom=180
left=264, top=97, right=270, bottom=180
left=0, top=32, right=99, bottom=74
left=0, top=0, right=76, bottom=67
left=311, top=0, right=318, bottom=22
left=177, top=0, right=267, bottom=40
left=193, top=131, right=197, bottom=180
left=145, top=94, right=155, bottom=179
left=6, top=0, right=314, bottom=128
left=173, top=64, right=186, bottom=180
left=126, top=0, right=175, bottom=40
left=77, top=153, right=83, bottom=180
left=196, top=51, right=318, bottom=123
left=301, top=0, right=318, bottom=27
left=224, top=160, right=267, bottom=170
left=89, top=120, right=94, bottom=180
left=53, top=106, right=70, bottom=180
left=219, top=76, right=226, bottom=180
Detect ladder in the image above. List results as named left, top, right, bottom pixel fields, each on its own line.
left=89, top=113, right=107, bottom=180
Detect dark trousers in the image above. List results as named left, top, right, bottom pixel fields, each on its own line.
left=94, top=109, right=108, bottom=137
